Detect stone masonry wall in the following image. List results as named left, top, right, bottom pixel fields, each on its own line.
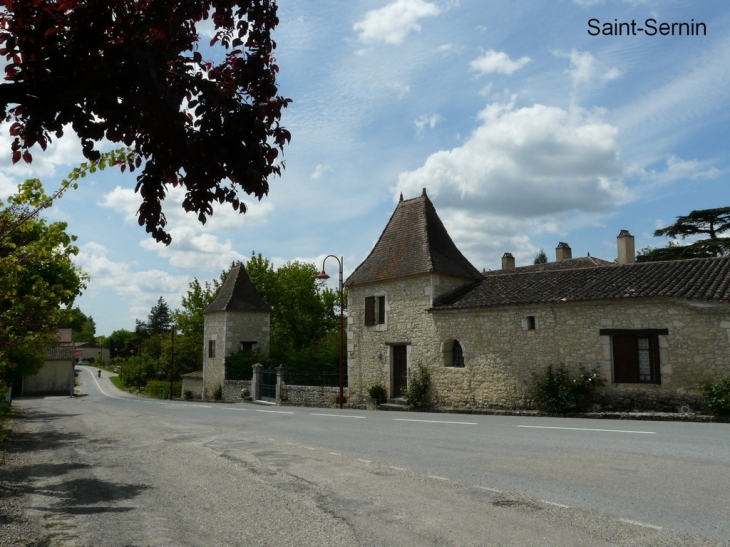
left=347, top=273, right=474, bottom=403
left=350, top=277, right=730, bottom=411
left=203, top=310, right=270, bottom=399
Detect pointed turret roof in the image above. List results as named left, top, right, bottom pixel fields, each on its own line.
left=345, top=189, right=482, bottom=286
left=204, top=263, right=271, bottom=313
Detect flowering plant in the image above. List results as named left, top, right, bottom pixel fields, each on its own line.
left=527, top=364, right=606, bottom=413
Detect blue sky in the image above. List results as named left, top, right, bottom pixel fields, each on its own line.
left=2, top=0, right=729, bottom=336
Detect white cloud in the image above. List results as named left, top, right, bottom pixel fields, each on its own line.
left=470, top=50, right=531, bottom=76
left=395, top=99, right=629, bottom=219
left=566, top=50, right=621, bottom=86
left=311, top=164, right=333, bottom=180
left=74, top=242, right=191, bottom=319
left=353, top=0, right=441, bottom=45
left=415, top=113, right=443, bottom=134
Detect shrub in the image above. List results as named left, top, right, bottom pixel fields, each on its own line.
left=145, top=380, right=182, bottom=399
left=527, top=364, right=606, bottom=413
left=213, top=384, right=222, bottom=401
left=241, top=388, right=251, bottom=399
left=184, top=390, right=194, bottom=400
left=368, top=384, right=387, bottom=405
left=405, top=363, right=431, bottom=409
left=699, top=376, right=730, bottom=416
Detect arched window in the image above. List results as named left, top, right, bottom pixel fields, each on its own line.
left=452, top=340, right=464, bottom=368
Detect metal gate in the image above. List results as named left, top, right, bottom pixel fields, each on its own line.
left=261, top=368, right=277, bottom=402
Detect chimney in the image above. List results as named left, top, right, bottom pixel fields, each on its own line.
left=501, top=252, right=515, bottom=270
left=555, top=242, right=572, bottom=261
left=617, top=230, right=635, bottom=264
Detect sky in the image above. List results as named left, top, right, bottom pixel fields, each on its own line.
left=1, top=0, right=729, bottom=336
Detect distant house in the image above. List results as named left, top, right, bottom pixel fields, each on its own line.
left=202, top=264, right=271, bottom=399
left=181, top=370, right=204, bottom=400
left=345, top=190, right=730, bottom=411
left=19, top=329, right=75, bottom=397
left=73, top=342, right=110, bottom=365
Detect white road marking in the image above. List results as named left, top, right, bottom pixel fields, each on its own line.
left=477, top=486, right=502, bottom=493
left=182, top=405, right=212, bottom=409
left=311, top=413, right=366, bottom=419
left=394, top=418, right=477, bottom=425
left=256, top=409, right=294, bottom=414
left=330, top=452, right=341, bottom=456
left=222, top=408, right=247, bottom=411
left=619, top=518, right=663, bottom=530
left=540, top=500, right=570, bottom=508
left=81, top=368, right=124, bottom=400
left=428, top=475, right=449, bottom=481
left=303, top=446, right=316, bottom=451
left=357, top=458, right=371, bottom=463
left=517, top=425, right=655, bottom=434
left=390, top=466, right=407, bottom=471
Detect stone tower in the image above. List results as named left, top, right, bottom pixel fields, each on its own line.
left=202, top=263, right=271, bottom=399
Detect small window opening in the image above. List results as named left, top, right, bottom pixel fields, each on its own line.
left=452, top=340, right=465, bottom=368
left=377, top=296, right=386, bottom=325
left=527, top=316, right=536, bottom=330
left=208, top=340, right=216, bottom=358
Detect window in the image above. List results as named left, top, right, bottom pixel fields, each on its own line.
left=208, top=340, right=216, bottom=358
left=452, top=340, right=465, bottom=368
left=239, top=341, right=256, bottom=353
left=365, top=295, right=386, bottom=326
left=601, top=329, right=667, bottom=384
left=527, top=316, right=536, bottom=330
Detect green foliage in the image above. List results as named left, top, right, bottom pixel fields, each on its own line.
left=225, top=349, right=268, bottom=380
left=184, top=390, right=194, bottom=400
left=639, top=206, right=730, bottom=261
left=699, top=376, right=730, bottom=416
left=533, top=249, right=548, bottom=264
left=527, top=364, right=606, bottom=413
left=367, top=384, right=387, bottom=405
left=108, top=329, right=138, bottom=359
left=0, top=178, right=86, bottom=386
left=213, top=384, right=222, bottom=401
left=144, top=380, right=182, bottom=400
left=405, top=363, right=431, bottom=408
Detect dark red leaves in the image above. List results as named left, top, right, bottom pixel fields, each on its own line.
left=0, top=0, right=290, bottom=245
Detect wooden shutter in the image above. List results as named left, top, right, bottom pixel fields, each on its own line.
left=612, top=335, right=638, bottom=383
left=364, top=296, right=375, bottom=326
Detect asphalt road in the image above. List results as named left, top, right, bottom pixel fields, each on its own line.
left=3, top=366, right=728, bottom=546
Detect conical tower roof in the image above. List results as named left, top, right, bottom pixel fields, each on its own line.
left=204, top=263, right=271, bottom=313
left=345, top=189, right=482, bottom=286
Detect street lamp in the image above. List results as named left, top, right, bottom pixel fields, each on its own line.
left=159, top=325, right=176, bottom=400
left=317, top=255, right=344, bottom=409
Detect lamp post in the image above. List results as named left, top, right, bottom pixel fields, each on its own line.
left=159, top=326, right=176, bottom=400
left=317, top=255, right=344, bottom=409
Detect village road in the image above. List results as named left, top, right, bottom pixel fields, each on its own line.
left=1, top=367, right=728, bottom=547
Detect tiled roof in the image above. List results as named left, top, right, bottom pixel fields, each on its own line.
left=434, top=257, right=730, bottom=310
left=345, top=190, right=482, bottom=286
left=204, top=264, right=271, bottom=313
left=484, top=256, right=615, bottom=276
left=181, top=370, right=203, bottom=379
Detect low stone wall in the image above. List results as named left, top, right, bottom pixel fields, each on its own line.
left=222, top=380, right=251, bottom=403
left=280, top=384, right=346, bottom=408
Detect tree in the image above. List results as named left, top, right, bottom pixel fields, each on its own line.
left=533, top=249, right=548, bottom=264
left=60, top=307, right=96, bottom=343
left=107, top=329, right=138, bottom=358
left=147, top=297, right=172, bottom=335
left=0, top=179, right=86, bottom=384
left=0, top=0, right=291, bottom=245
left=638, top=207, right=730, bottom=262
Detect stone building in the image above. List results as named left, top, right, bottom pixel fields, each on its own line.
left=17, top=329, right=75, bottom=397
left=202, top=264, right=271, bottom=399
left=345, top=190, right=730, bottom=411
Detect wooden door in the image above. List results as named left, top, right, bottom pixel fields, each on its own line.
left=392, top=345, right=408, bottom=397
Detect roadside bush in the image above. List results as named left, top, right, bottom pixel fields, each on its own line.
left=405, top=363, right=431, bottom=409
left=213, top=384, right=222, bottom=401
left=145, top=380, right=182, bottom=400
left=699, top=376, right=730, bottom=416
left=184, top=390, right=194, bottom=401
left=527, top=364, right=606, bottom=413
left=367, top=384, right=387, bottom=405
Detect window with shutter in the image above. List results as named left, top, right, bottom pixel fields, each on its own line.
left=377, top=296, right=386, bottom=325
left=364, top=296, right=375, bottom=326
left=612, top=334, right=660, bottom=384
left=208, top=340, right=216, bottom=358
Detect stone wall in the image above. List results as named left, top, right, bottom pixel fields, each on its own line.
left=347, top=273, right=475, bottom=403
left=349, top=275, right=730, bottom=411
left=222, top=380, right=251, bottom=403
left=280, top=384, right=345, bottom=408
